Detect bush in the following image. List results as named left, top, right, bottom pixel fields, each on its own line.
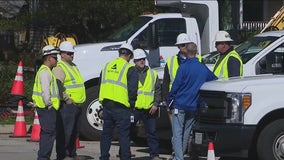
left=0, top=59, right=35, bottom=104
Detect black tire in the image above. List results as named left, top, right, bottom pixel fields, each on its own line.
left=257, top=119, right=284, bottom=160
left=79, top=86, right=102, bottom=140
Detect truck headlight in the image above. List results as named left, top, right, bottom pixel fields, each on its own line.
left=226, top=93, right=251, bottom=123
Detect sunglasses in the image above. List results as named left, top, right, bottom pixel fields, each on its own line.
left=215, top=42, right=225, bottom=46
left=136, top=58, right=145, bottom=61
left=178, top=44, right=186, bottom=48
left=50, top=56, right=58, bottom=61
left=66, top=52, right=74, bottom=56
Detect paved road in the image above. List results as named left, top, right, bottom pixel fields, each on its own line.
left=0, top=125, right=177, bottom=160
left=0, top=125, right=246, bottom=160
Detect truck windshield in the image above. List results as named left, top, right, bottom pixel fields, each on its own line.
left=236, top=36, right=278, bottom=63
left=106, top=16, right=152, bottom=42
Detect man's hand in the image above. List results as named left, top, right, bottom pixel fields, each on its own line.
left=149, top=105, right=158, bottom=115
left=66, top=98, right=73, bottom=105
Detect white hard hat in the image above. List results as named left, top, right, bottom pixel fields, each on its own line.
left=175, top=33, right=192, bottom=45
left=42, top=45, right=59, bottom=56
left=215, top=31, right=233, bottom=42
left=59, top=41, right=75, bottom=53
left=119, top=43, right=133, bottom=54
left=133, top=49, right=146, bottom=60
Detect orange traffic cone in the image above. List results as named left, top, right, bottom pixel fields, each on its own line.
left=207, top=141, right=216, bottom=160
left=10, top=61, right=24, bottom=96
left=76, top=136, right=85, bottom=149
left=27, top=110, right=41, bottom=142
left=10, top=100, right=27, bottom=137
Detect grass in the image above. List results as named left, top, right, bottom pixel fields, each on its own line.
left=0, top=114, right=34, bottom=125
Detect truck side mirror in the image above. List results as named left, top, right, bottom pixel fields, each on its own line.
left=147, top=23, right=158, bottom=49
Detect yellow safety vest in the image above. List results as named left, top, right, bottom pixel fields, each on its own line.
left=32, top=65, right=60, bottom=110
left=167, top=56, right=179, bottom=89
left=167, top=54, right=202, bottom=89
left=135, top=69, right=157, bottom=110
left=99, top=57, right=133, bottom=107
left=213, top=50, right=243, bottom=78
left=56, top=61, right=86, bottom=104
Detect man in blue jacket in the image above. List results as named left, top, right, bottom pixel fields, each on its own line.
left=167, top=42, right=217, bottom=160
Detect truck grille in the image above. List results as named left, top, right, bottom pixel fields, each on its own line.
left=198, top=90, right=231, bottom=124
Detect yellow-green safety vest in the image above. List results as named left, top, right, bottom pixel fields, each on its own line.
left=32, top=65, right=60, bottom=110
left=135, top=69, right=157, bottom=110
left=56, top=61, right=86, bottom=104
left=167, top=56, right=179, bottom=89
left=213, top=50, right=243, bottom=78
left=167, top=54, right=202, bottom=89
left=99, top=57, right=133, bottom=107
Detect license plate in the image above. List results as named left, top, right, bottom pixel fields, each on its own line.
left=195, top=132, right=203, bottom=144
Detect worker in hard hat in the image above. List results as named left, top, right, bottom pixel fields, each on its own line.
left=99, top=43, right=139, bottom=160
left=132, top=48, right=162, bottom=160
left=32, top=45, right=60, bottom=160
left=52, top=41, right=86, bottom=160
left=162, top=33, right=201, bottom=105
left=213, top=31, right=243, bottom=78
left=167, top=42, right=217, bottom=160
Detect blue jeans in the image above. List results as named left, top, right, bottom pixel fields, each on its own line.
left=37, top=107, right=57, bottom=160
left=134, top=109, right=159, bottom=158
left=100, top=101, right=131, bottom=160
left=172, top=109, right=195, bottom=160
left=56, top=103, right=81, bottom=159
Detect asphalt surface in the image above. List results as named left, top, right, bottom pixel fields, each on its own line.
left=0, top=125, right=176, bottom=160
left=0, top=125, right=247, bottom=160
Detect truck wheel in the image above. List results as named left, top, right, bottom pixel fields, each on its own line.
left=257, top=119, right=284, bottom=160
left=79, top=86, right=103, bottom=140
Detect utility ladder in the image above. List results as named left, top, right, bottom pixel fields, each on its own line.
left=261, top=6, right=284, bottom=33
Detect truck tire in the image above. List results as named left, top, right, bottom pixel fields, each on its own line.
left=257, top=119, right=284, bottom=160
left=79, top=86, right=103, bottom=140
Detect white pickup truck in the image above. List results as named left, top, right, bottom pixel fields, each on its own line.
left=191, top=74, right=284, bottom=160
left=74, top=0, right=219, bottom=140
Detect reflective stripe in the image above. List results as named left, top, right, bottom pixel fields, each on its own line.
left=169, top=56, right=175, bottom=82
left=137, top=70, right=155, bottom=96
left=65, top=84, right=84, bottom=89
left=58, top=61, right=81, bottom=86
left=101, top=62, right=128, bottom=88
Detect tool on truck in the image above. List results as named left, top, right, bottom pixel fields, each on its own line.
left=261, top=6, right=284, bottom=33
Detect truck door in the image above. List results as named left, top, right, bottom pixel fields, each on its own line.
left=256, top=43, right=284, bottom=74
left=132, top=18, right=186, bottom=69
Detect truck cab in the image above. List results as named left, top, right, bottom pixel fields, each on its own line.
left=191, top=75, right=284, bottom=159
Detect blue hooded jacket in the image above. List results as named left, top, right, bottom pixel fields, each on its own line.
left=167, top=57, right=217, bottom=111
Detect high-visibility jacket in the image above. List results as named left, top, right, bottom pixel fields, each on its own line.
left=56, top=61, right=86, bottom=104
left=99, top=57, right=133, bottom=107
left=167, top=54, right=202, bottom=89
left=213, top=50, right=243, bottom=78
left=32, top=65, right=60, bottom=110
left=167, top=56, right=179, bottom=89
left=135, top=69, right=157, bottom=110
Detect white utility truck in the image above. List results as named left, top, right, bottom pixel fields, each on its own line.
left=73, top=0, right=219, bottom=140
left=191, top=75, right=284, bottom=160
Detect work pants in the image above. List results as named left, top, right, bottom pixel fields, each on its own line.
left=56, top=103, right=81, bottom=159
left=37, top=107, right=57, bottom=160
left=134, top=109, right=159, bottom=158
left=171, top=109, right=195, bottom=160
left=99, top=101, right=131, bottom=160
